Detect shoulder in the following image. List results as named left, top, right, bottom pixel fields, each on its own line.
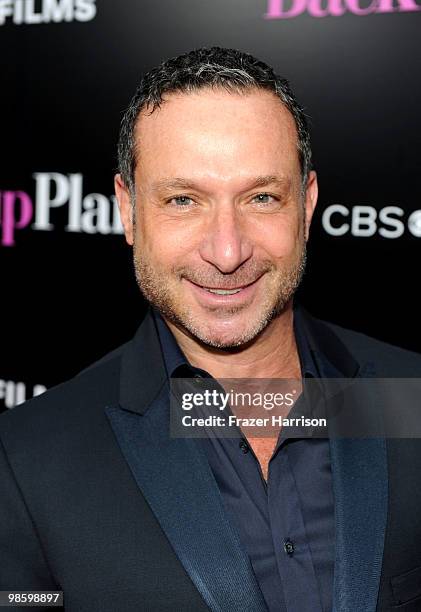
left=319, top=317, right=421, bottom=376
left=0, top=340, right=129, bottom=449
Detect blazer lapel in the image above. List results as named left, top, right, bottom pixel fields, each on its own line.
left=329, top=434, right=388, bottom=612
left=298, top=307, right=388, bottom=612
left=106, top=310, right=267, bottom=612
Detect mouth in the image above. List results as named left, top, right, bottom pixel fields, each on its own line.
left=204, top=288, right=242, bottom=295
left=184, top=276, right=263, bottom=305
left=189, top=276, right=260, bottom=291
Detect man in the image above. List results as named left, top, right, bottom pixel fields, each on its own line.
left=1, top=47, right=421, bottom=612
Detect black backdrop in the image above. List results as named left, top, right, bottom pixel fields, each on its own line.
left=2, top=0, right=421, bottom=411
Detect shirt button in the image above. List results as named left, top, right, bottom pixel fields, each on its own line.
left=283, top=539, right=294, bottom=556
left=239, top=439, right=249, bottom=454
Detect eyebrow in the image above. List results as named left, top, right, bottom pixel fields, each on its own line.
left=150, top=175, right=290, bottom=193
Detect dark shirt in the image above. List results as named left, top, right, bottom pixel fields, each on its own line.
left=152, top=305, right=335, bottom=612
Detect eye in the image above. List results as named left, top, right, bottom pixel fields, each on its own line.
left=252, top=193, right=278, bottom=205
left=168, top=195, right=194, bottom=206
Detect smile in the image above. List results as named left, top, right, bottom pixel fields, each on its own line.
left=204, top=287, right=242, bottom=295
left=184, top=277, right=262, bottom=305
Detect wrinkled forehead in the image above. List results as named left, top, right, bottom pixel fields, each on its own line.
left=133, top=87, right=300, bottom=176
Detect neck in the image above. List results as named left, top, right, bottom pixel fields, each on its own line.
left=164, top=302, right=301, bottom=380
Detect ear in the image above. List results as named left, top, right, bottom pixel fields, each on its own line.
left=114, top=174, right=134, bottom=246
left=304, top=170, right=318, bottom=241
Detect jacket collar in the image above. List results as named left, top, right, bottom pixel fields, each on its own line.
left=118, top=307, right=167, bottom=415
left=119, top=302, right=361, bottom=416
left=293, top=303, right=360, bottom=380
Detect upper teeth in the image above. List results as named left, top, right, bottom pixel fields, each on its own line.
left=206, top=288, right=242, bottom=295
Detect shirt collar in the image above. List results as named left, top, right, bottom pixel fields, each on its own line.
left=152, top=303, right=320, bottom=380
left=152, top=307, right=189, bottom=377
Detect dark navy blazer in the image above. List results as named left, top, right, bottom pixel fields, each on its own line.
left=1, top=305, right=421, bottom=611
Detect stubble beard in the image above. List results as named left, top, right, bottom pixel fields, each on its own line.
left=132, top=235, right=307, bottom=350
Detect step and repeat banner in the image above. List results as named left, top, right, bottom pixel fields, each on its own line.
left=1, top=0, right=420, bottom=411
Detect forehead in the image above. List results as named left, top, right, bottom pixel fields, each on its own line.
left=134, top=88, right=300, bottom=181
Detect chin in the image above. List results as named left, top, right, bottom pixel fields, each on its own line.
left=184, top=313, right=268, bottom=350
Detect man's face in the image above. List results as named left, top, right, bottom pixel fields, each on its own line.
left=116, top=88, right=318, bottom=348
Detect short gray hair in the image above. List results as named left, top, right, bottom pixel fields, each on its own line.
left=117, top=46, right=312, bottom=197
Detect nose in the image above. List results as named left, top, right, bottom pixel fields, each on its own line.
left=198, top=203, right=253, bottom=273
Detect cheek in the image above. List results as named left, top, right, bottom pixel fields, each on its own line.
left=251, top=216, right=303, bottom=259
left=136, top=212, right=201, bottom=263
